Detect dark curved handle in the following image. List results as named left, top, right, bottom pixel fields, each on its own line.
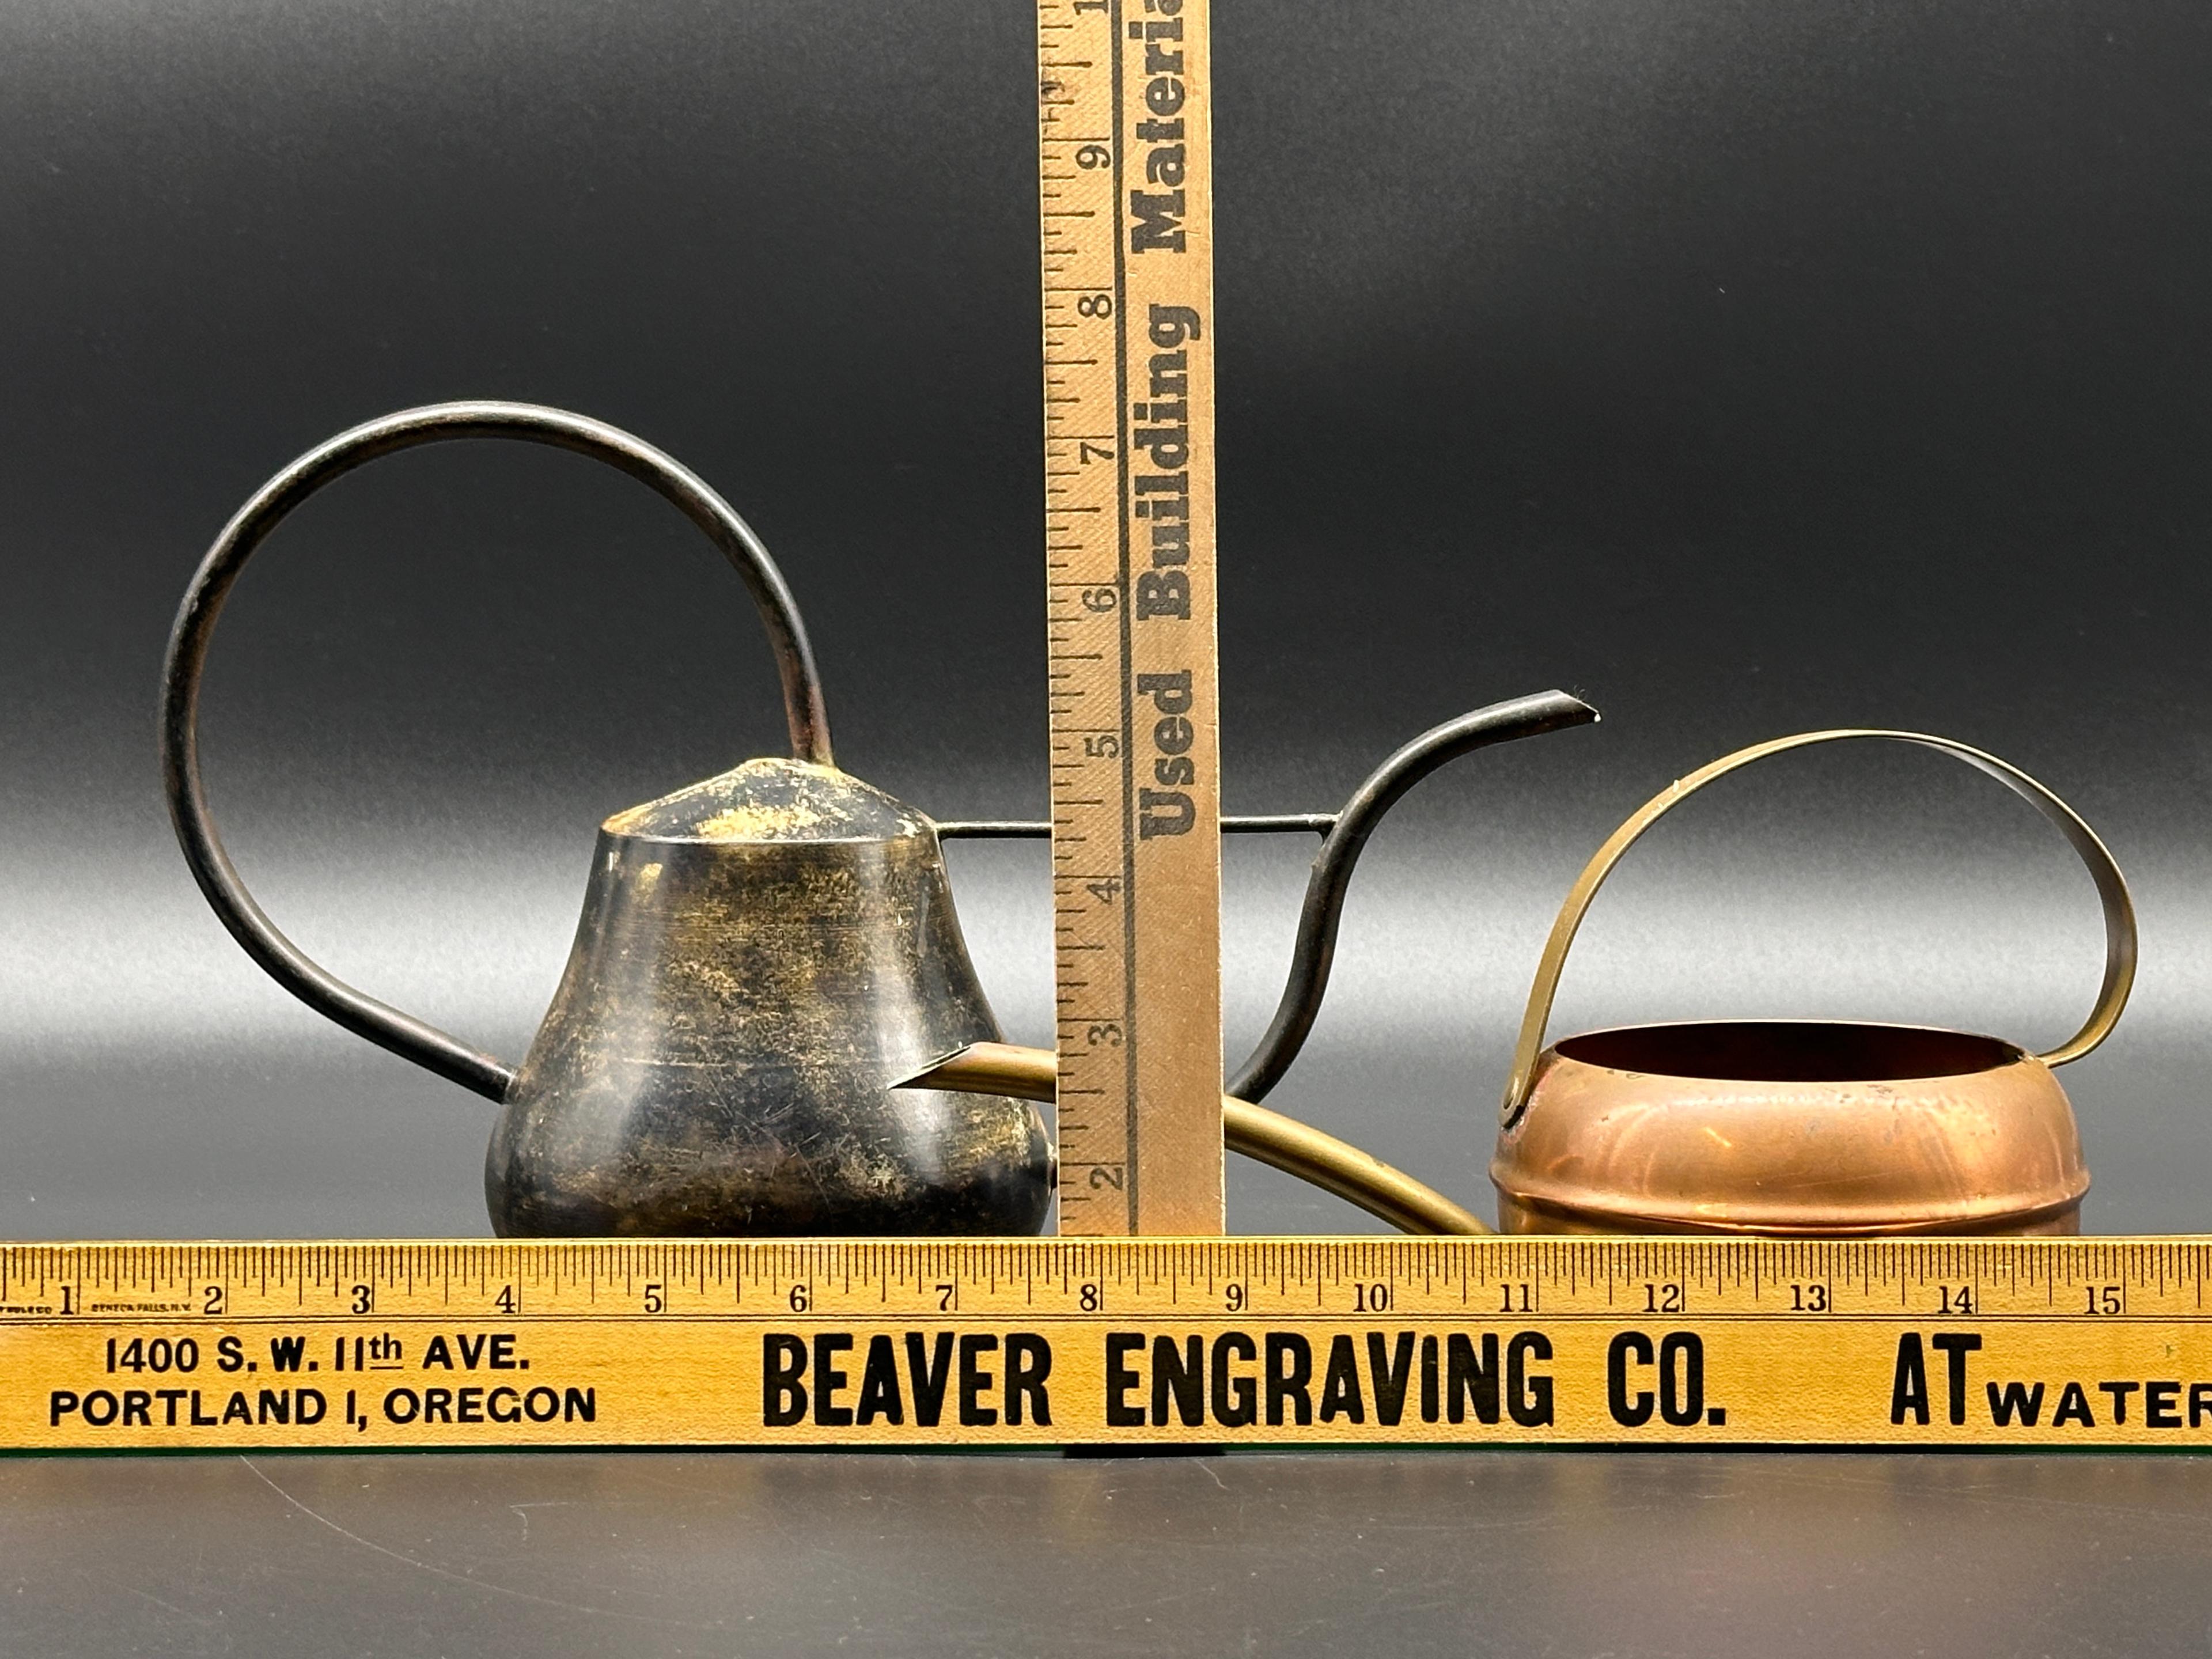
left=1226, top=690, right=1599, bottom=1102
left=160, top=400, right=834, bottom=1103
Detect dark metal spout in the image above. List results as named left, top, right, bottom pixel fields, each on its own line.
left=932, top=690, right=1599, bottom=1104
left=1226, top=690, right=1599, bottom=1103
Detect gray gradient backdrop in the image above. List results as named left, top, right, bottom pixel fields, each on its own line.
left=4, top=2, right=2212, bottom=1653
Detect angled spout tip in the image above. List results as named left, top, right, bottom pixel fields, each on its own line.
left=1506, top=688, right=1600, bottom=732
left=897, top=1042, right=1056, bottom=1101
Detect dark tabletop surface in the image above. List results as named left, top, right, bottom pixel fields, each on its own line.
left=6, top=1447, right=2210, bottom=1658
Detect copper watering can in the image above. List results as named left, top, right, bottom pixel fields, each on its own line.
left=162, top=401, right=1597, bottom=1238
left=929, top=730, right=2136, bottom=1239
left=1488, top=729, right=2137, bottom=1237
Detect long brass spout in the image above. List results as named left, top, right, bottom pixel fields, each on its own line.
left=903, top=1043, right=1492, bottom=1237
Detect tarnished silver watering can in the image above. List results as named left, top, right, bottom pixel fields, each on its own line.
left=163, top=401, right=1599, bottom=1237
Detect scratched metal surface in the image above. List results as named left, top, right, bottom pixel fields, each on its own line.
left=1, top=1450, right=2207, bottom=1656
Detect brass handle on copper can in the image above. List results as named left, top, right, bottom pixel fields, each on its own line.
left=1498, top=729, right=2138, bottom=1128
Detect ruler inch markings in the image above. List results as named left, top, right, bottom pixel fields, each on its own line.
left=1037, top=0, right=1223, bottom=1236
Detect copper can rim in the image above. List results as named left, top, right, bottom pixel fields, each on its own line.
left=1533, top=1016, right=2032, bottom=1086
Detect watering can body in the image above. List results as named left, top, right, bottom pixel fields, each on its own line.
left=1491, top=1021, right=2089, bottom=1236
left=491, top=759, right=1050, bottom=1236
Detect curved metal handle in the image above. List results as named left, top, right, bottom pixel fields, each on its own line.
left=1228, top=690, right=1599, bottom=1101
left=160, top=400, right=834, bottom=1103
left=1499, top=729, right=2138, bottom=1127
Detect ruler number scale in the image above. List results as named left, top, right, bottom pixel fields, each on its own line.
left=9, top=1240, right=2212, bottom=1449
left=1039, top=0, right=1224, bottom=1236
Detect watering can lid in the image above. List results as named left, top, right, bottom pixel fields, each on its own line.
left=602, top=757, right=930, bottom=845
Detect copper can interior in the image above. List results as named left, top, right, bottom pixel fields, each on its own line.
left=1551, top=1020, right=2024, bottom=1084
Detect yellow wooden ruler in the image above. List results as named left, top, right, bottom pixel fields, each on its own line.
left=8, top=1238, right=2212, bottom=1449
left=1036, top=0, right=1224, bottom=1233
